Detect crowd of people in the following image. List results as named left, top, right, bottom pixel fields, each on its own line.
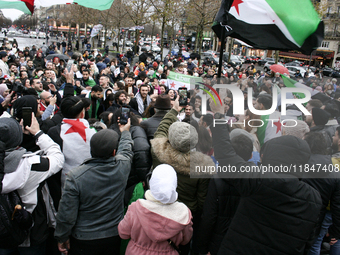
left=0, top=38, right=340, bottom=255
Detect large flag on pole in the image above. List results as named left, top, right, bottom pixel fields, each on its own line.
left=0, top=0, right=114, bottom=15
left=166, top=71, right=202, bottom=90
left=212, top=0, right=324, bottom=54
left=0, top=0, right=34, bottom=14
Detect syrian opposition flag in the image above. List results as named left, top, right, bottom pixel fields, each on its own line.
left=60, top=118, right=96, bottom=186
left=35, top=0, right=114, bottom=10
left=167, top=71, right=202, bottom=90
left=257, top=111, right=282, bottom=147
left=0, top=0, right=114, bottom=15
left=0, top=0, right=34, bottom=14
left=213, top=0, right=324, bottom=54
left=280, top=74, right=332, bottom=103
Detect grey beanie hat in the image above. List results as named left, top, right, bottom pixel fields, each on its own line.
left=90, top=129, right=119, bottom=158
left=0, top=118, right=23, bottom=149
left=168, top=122, right=198, bottom=153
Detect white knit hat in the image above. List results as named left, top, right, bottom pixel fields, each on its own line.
left=149, top=164, right=178, bottom=204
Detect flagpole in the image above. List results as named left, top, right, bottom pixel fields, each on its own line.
left=217, top=27, right=226, bottom=78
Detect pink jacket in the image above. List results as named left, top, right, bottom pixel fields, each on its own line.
left=118, top=199, right=193, bottom=255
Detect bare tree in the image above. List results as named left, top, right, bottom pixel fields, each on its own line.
left=186, top=0, right=219, bottom=59
left=124, top=0, right=151, bottom=54
left=149, top=0, right=184, bottom=59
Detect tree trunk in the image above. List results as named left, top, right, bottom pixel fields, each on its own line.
left=197, top=26, right=204, bottom=65
left=151, top=20, right=155, bottom=51
left=160, top=16, right=166, bottom=60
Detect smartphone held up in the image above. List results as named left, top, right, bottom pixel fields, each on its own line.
left=178, top=87, right=188, bottom=106
left=120, top=107, right=130, bottom=125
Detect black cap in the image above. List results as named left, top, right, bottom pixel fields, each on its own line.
left=90, top=129, right=119, bottom=158
left=312, top=108, right=330, bottom=126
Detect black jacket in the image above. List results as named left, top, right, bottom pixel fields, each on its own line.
left=303, top=154, right=340, bottom=240
left=211, top=124, right=322, bottom=255
left=127, top=126, right=152, bottom=188
left=197, top=177, right=241, bottom=255
left=310, top=125, right=333, bottom=154
left=108, top=125, right=151, bottom=190
left=140, top=110, right=168, bottom=141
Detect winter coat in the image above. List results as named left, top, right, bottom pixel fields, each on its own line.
left=310, top=125, right=333, bottom=154
left=118, top=199, right=193, bottom=255
left=127, top=126, right=152, bottom=188
left=197, top=177, right=241, bottom=255
left=55, top=131, right=133, bottom=243
left=33, top=57, right=45, bottom=68
left=2, top=133, right=64, bottom=246
left=150, top=109, right=214, bottom=214
left=302, top=154, right=340, bottom=240
left=211, top=124, right=322, bottom=255
left=140, top=110, right=168, bottom=141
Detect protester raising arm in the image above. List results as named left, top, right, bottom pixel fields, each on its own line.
left=153, top=96, right=182, bottom=139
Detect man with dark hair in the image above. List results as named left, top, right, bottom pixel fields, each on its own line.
left=96, top=56, right=106, bottom=74
left=254, top=94, right=273, bottom=110
left=303, top=132, right=340, bottom=254
left=106, top=90, right=128, bottom=113
left=309, top=108, right=332, bottom=154
left=198, top=114, right=214, bottom=128
left=81, top=69, right=96, bottom=87
left=231, top=135, right=253, bottom=161
left=26, top=59, right=35, bottom=78
left=0, top=51, right=9, bottom=77
left=55, top=122, right=133, bottom=255
left=125, top=76, right=138, bottom=96
left=86, top=85, right=104, bottom=119
left=31, top=77, right=43, bottom=94
left=129, top=84, right=151, bottom=115
left=8, top=62, right=19, bottom=77
left=306, top=99, right=323, bottom=112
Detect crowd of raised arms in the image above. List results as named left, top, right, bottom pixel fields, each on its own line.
left=0, top=39, right=340, bottom=255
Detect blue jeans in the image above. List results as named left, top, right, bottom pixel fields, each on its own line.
left=308, top=211, right=340, bottom=255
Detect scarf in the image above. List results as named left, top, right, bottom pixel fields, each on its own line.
left=4, top=147, right=27, bottom=173
left=136, top=93, right=151, bottom=115
left=88, top=92, right=100, bottom=119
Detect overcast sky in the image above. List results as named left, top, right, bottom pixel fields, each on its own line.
left=2, top=9, right=24, bottom=21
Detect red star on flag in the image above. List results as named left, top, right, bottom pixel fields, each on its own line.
left=231, top=0, right=243, bottom=15
left=63, top=119, right=88, bottom=142
left=161, top=80, right=166, bottom=85
left=170, top=82, right=176, bottom=88
left=273, top=119, right=282, bottom=134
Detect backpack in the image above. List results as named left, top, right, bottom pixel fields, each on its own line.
left=0, top=142, right=33, bottom=248
left=0, top=191, right=33, bottom=248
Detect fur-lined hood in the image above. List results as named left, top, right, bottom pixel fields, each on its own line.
left=150, top=137, right=215, bottom=176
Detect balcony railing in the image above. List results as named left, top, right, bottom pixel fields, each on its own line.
left=325, top=31, right=340, bottom=38
left=323, top=13, right=340, bottom=19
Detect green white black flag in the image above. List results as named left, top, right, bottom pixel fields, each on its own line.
left=212, top=0, right=324, bottom=54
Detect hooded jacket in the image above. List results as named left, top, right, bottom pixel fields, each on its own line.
left=118, top=199, right=193, bottom=255
left=211, top=124, right=322, bottom=255
left=150, top=109, right=214, bottom=214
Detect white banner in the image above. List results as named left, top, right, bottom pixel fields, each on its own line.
left=90, top=24, right=103, bottom=38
